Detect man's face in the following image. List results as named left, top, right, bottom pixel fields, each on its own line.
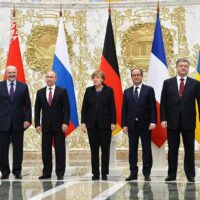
left=5, top=67, right=17, bottom=82
left=45, top=72, right=56, bottom=86
left=176, top=61, right=189, bottom=77
left=131, top=69, right=143, bottom=86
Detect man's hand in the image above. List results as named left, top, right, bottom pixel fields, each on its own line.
left=81, top=123, right=87, bottom=133
left=123, top=126, right=128, bottom=135
left=161, top=121, right=167, bottom=128
left=24, top=121, right=31, bottom=129
left=149, top=123, right=156, bottom=130
left=62, top=124, right=68, bottom=133
left=36, top=126, right=41, bottom=134
left=111, top=124, right=116, bottom=131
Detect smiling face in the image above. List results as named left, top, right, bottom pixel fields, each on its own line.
left=45, top=71, right=57, bottom=87
left=5, top=66, right=17, bottom=82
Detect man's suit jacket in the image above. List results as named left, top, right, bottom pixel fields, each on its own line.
left=81, top=85, right=116, bottom=129
left=122, top=84, right=157, bottom=131
left=0, top=80, right=32, bottom=131
left=34, top=86, right=70, bottom=132
left=160, top=76, right=200, bottom=130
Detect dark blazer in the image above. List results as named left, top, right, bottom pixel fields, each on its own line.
left=122, top=84, right=157, bottom=130
left=160, top=76, right=200, bottom=130
left=35, top=86, right=70, bottom=132
left=0, top=80, right=31, bottom=131
left=81, top=85, right=116, bottom=129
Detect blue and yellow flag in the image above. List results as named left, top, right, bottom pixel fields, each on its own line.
left=195, top=51, right=200, bottom=143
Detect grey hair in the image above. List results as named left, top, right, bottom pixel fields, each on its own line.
left=176, top=58, right=190, bottom=66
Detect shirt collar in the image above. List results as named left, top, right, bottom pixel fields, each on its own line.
left=177, top=75, right=187, bottom=81
left=47, top=84, right=55, bottom=90
left=133, top=83, right=142, bottom=89
left=7, top=80, right=16, bottom=86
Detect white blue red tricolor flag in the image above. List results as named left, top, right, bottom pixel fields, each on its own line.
left=147, top=12, right=169, bottom=147
left=52, top=18, right=79, bottom=136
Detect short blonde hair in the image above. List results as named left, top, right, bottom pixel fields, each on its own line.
left=91, top=70, right=105, bottom=80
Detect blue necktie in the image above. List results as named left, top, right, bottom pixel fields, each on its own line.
left=135, top=87, right=139, bottom=102
left=10, top=82, right=14, bottom=101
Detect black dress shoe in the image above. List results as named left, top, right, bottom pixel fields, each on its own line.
left=92, top=175, right=99, bottom=181
left=57, top=176, right=64, bottom=180
left=165, top=177, right=176, bottom=182
left=125, top=174, right=137, bottom=181
left=1, top=175, right=9, bottom=180
left=39, top=175, right=51, bottom=180
left=14, top=174, right=22, bottom=179
left=187, top=177, right=195, bottom=182
left=102, top=175, right=107, bottom=181
left=144, top=176, right=151, bottom=181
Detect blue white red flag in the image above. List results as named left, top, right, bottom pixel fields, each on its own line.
left=147, top=13, right=169, bottom=147
left=52, top=18, right=79, bottom=136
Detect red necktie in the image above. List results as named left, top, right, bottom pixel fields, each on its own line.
left=179, top=78, right=185, bottom=97
left=48, top=88, right=52, bottom=106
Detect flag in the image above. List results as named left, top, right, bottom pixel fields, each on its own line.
left=147, top=12, right=169, bottom=147
left=52, top=18, right=79, bottom=136
left=6, top=11, right=25, bottom=83
left=100, top=10, right=123, bottom=136
left=195, top=51, right=200, bottom=143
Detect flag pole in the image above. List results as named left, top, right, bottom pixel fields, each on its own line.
left=57, top=3, right=76, bottom=176
left=148, top=0, right=168, bottom=178
left=107, top=1, right=122, bottom=177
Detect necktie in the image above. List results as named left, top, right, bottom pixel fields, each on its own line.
left=10, top=82, right=14, bottom=101
left=179, top=78, right=185, bottom=97
left=48, top=88, right=52, bottom=106
left=135, top=87, right=139, bottom=101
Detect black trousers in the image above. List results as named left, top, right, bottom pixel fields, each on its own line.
left=167, top=128, right=195, bottom=179
left=87, top=127, right=112, bottom=176
left=0, top=129, right=24, bottom=176
left=128, top=122, right=152, bottom=177
left=42, top=130, right=66, bottom=177
left=0, top=127, right=24, bottom=175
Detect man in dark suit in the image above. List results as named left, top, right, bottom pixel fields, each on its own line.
left=122, top=68, right=157, bottom=181
left=160, top=58, right=200, bottom=182
left=0, top=66, right=32, bottom=180
left=35, top=71, right=70, bottom=180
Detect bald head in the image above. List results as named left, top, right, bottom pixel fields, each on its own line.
left=45, top=71, right=57, bottom=86
left=5, top=66, right=17, bottom=82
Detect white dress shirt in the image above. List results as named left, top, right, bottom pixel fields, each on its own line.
left=176, top=75, right=187, bottom=91
left=46, top=84, right=55, bottom=101
left=133, top=83, right=142, bottom=97
left=7, top=80, right=16, bottom=94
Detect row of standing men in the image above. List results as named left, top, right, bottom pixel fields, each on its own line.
left=0, top=57, right=199, bottom=182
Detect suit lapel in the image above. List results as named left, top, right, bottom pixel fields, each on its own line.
left=2, top=81, right=9, bottom=97
left=172, top=77, right=180, bottom=99
left=129, top=86, right=136, bottom=102
left=181, top=78, right=191, bottom=99
left=43, top=87, right=49, bottom=106
left=12, top=81, right=20, bottom=102
left=138, top=84, right=145, bottom=102
left=51, top=86, right=58, bottom=106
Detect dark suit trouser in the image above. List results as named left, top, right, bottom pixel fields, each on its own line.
left=128, top=123, right=152, bottom=177
left=167, top=128, right=195, bottom=178
left=0, top=129, right=24, bottom=176
left=87, top=128, right=112, bottom=176
left=42, top=130, right=66, bottom=177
